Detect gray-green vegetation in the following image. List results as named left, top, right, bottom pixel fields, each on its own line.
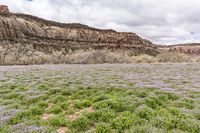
left=0, top=64, right=200, bottom=133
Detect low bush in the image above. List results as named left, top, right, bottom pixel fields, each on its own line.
left=49, top=116, right=68, bottom=127
left=47, top=105, right=62, bottom=114
left=96, top=123, right=112, bottom=133
left=85, top=109, right=116, bottom=123
left=70, top=116, right=90, bottom=131
left=74, top=99, right=92, bottom=109
left=135, top=105, right=153, bottom=120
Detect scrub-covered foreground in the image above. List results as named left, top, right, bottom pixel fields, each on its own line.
left=0, top=64, right=200, bottom=133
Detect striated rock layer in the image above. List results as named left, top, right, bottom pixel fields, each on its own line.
left=0, top=8, right=159, bottom=57
left=159, top=43, right=200, bottom=55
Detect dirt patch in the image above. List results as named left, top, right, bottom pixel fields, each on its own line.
left=57, top=127, right=68, bottom=133
left=67, top=106, right=94, bottom=121
left=41, top=113, right=54, bottom=120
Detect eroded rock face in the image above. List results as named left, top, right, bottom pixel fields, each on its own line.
left=159, top=44, right=200, bottom=55
left=0, top=5, right=9, bottom=13
left=0, top=7, right=159, bottom=56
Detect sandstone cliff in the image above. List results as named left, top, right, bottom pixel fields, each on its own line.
left=159, top=43, right=200, bottom=55
left=0, top=5, right=159, bottom=62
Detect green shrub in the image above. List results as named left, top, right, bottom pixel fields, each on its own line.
left=37, top=101, right=48, bottom=108
left=28, top=106, right=44, bottom=115
left=49, top=116, right=68, bottom=127
left=175, top=101, right=194, bottom=109
left=144, top=95, right=168, bottom=109
left=8, top=84, right=18, bottom=90
left=85, top=109, right=116, bottom=122
left=96, top=123, right=112, bottom=133
left=4, top=93, right=19, bottom=99
left=48, top=88, right=61, bottom=94
left=155, top=91, right=179, bottom=101
left=176, top=118, right=200, bottom=133
left=150, top=116, right=176, bottom=130
left=194, top=112, right=200, bottom=120
left=48, top=105, right=62, bottom=114
left=74, top=99, right=92, bottom=109
left=93, top=99, right=125, bottom=112
left=61, top=89, right=71, bottom=96
left=52, top=95, right=66, bottom=104
left=112, top=117, right=134, bottom=131
left=92, top=95, right=109, bottom=103
left=37, top=83, right=50, bottom=90
left=127, top=125, right=160, bottom=133
left=60, top=102, right=68, bottom=110
left=135, top=105, right=153, bottom=120
left=71, top=116, right=90, bottom=131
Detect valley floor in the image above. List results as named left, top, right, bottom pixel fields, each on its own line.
left=0, top=63, right=200, bottom=133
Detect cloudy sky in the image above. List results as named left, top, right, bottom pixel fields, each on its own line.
left=0, top=0, right=200, bottom=44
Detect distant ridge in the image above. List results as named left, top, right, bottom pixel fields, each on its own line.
left=0, top=5, right=159, bottom=58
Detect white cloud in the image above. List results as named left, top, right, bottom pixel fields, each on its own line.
left=0, top=0, right=200, bottom=44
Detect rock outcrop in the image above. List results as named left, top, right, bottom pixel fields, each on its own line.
left=159, top=43, right=200, bottom=55
left=0, top=5, right=9, bottom=13
left=0, top=5, right=159, bottom=59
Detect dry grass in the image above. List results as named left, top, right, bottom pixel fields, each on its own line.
left=1, top=45, right=200, bottom=65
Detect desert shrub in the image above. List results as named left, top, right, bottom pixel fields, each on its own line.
left=47, top=105, right=62, bottom=114
left=8, top=107, right=44, bottom=124
left=49, top=116, right=68, bottom=127
left=60, top=89, right=71, bottom=96
left=48, top=88, right=61, bottom=94
left=175, top=101, right=194, bottom=109
left=37, top=83, right=50, bottom=90
left=96, top=123, right=112, bottom=133
left=52, top=95, right=66, bottom=104
left=60, top=102, right=69, bottom=110
left=74, top=99, right=92, bottom=109
left=28, top=106, right=44, bottom=115
left=85, top=109, right=116, bottom=122
left=144, top=96, right=163, bottom=109
left=194, top=112, right=200, bottom=120
left=91, top=95, right=109, bottom=103
left=71, top=116, right=90, bottom=131
left=192, top=56, right=200, bottom=62
left=25, top=95, right=48, bottom=105
left=111, top=116, right=137, bottom=131
left=33, top=52, right=51, bottom=64
left=156, top=52, right=191, bottom=62
left=8, top=112, right=26, bottom=124
left=37, top=101, right=48, bottom=108
left=150, top=116, right=176, bottom=130
left=176, top=118, right=200, bottom=133
left=126, top=125, right=159, bottom=133
left=93, top=99, right=125, bottom=112
left=66, top=50, right=131, bottom=64
left=2, top=46, right=200, bottom=64
left=133, top=54, right=156, bottom=63
left=4, top=92, right=21, bottom=99
left=135, top=105, right=153, bottom=120
left=129, top=88, right=150, bottom=98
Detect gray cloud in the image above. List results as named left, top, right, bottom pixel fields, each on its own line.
left=0, top=0, right=200, bottom=44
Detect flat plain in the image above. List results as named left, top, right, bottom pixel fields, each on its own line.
left=0, top=63, right=200, bottom=133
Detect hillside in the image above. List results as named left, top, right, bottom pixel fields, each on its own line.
left=159, top=43, right=200, bottom=55
left=0, top=5, right=160, bottom=64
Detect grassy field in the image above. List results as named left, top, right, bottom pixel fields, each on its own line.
left=0, top=64, right=200, bottom=133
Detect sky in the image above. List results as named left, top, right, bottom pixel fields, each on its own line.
left=0, top=0, right=200, bottom=45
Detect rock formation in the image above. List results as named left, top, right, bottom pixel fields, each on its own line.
left=0, top=5, right=9, bottom=13
left=0, top=5, right=159, bottom=60
left=159, top=43, right=200, bottom=55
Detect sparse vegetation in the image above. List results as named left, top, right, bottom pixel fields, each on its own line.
left=1, top=46, right=200, bottom=65
left=0, top=64, right=200, bottom=132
